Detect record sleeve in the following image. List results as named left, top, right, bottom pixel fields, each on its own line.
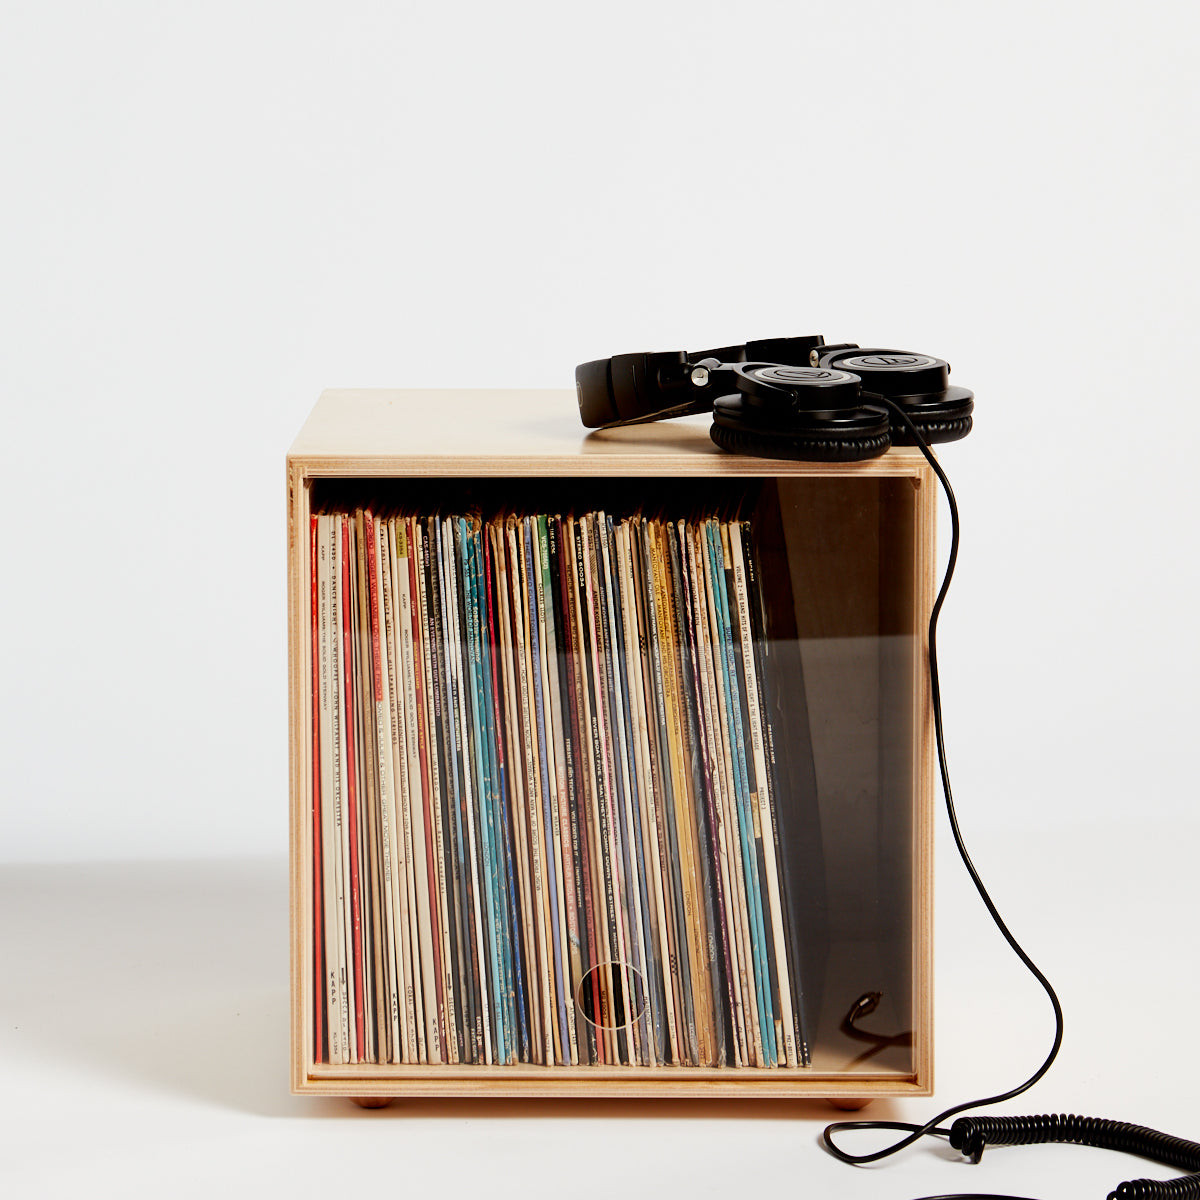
left=448, top=516, right=494, bottom=1064
left=310, top=515, right=327, bottom=1063
left=367, top=510, right=404, bottom=1061
left=548, top=516, right=594, bottom=1064
left=527, top=516, right=572, bottom=1062
left=511, top=517, right=556, bottom=1063
left=600, top=514, right=654, bottom=1063
left=729, top=519, right=796, bottom=1066
left=424, top=516, right=466, bottom=1064
left=437, top=516, right=484, bottom=1063
left=626, top=518, right=681, bottom=1064
left=472, top=516, right=518, bottom=1062
left=380, top=516, right=419, bottom=1061
left=741, top=517, right=814, bottom=1067
left=682, top=518, right=742, bottom=1066
left=414, top=519, right=457, bottom=1062
left=491, top=518, right=539, bottom=1062
left=664, top=519, right=720, bottom=1065
left=537, top=516, right=580, bottom=1065
left=644, top=519, right=699, bottom=1065
left=352, top=513, right=384, bottom=1062
left=331, top=518, right=358, bottom=1062
left=317, top=515, right=345, bottom=1064
left=563, top=517, right=607, bottom=1064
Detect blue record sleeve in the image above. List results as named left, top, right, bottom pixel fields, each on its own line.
left=708, top=520, right=775, bottom=1064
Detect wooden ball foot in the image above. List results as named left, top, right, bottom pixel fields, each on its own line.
left=351, top=1096, right=393, bottom=1109
left=827, top=1097, right=873, bottom=1112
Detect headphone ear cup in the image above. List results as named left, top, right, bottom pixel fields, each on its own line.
left=819, top=350, right=974, bottom=446
left=575, top=357, right=617, bottom=427
left=710, top=399, right=891, bottom=463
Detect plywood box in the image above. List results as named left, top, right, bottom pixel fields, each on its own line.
left=287, top=389, right=935, bottom=1102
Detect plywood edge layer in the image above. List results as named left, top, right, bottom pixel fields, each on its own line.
left=286, top=454, right=931, bottom=480
left=293, top=1075, right=929, bottom=1100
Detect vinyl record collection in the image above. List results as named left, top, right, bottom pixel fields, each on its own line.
left=307, top=503, right=809, bottom=1068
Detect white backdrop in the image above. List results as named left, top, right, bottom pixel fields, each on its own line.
left=1, top=2, right=1197, bottom=859
left=4, top=6, right=1200, bottom=1199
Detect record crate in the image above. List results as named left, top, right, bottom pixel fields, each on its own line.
left=287, top=389, right=936, bottom=1104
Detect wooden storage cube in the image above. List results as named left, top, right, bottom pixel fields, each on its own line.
left=287, top=389, right=935, bottom=1101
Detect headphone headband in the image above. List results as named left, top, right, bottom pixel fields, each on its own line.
left=575, top=335, right=827, bottom=428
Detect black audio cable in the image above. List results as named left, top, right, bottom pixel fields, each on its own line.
left=821, top=399, right=1200, bottom=1200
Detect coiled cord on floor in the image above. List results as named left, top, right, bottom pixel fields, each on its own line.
left=821, top=400, right=1199, bottom=1200
left=948, top=1115, right=1200, bottom=1197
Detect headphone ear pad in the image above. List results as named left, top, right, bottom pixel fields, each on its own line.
left=709, top=413, right=891, bottom=463
left=889, top=409, right=973, bottom=446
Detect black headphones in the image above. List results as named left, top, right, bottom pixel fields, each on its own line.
left=575, top=335, right=974, bottom=461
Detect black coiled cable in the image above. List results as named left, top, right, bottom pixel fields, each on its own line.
left=949, top=1115, right=1200, bottom=1198
left=821, top=400, right=1199, bottom=1200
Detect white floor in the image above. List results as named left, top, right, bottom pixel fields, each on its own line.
left=2, top=821, right=1197, bottom=1200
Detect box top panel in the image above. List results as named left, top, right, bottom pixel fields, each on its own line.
left=288, top=389, right=928, bottom=477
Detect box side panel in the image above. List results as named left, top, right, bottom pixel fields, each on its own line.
left=288, top=461, right=313, bottom=1093
left=913, top=464, right=937, bottom=1092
